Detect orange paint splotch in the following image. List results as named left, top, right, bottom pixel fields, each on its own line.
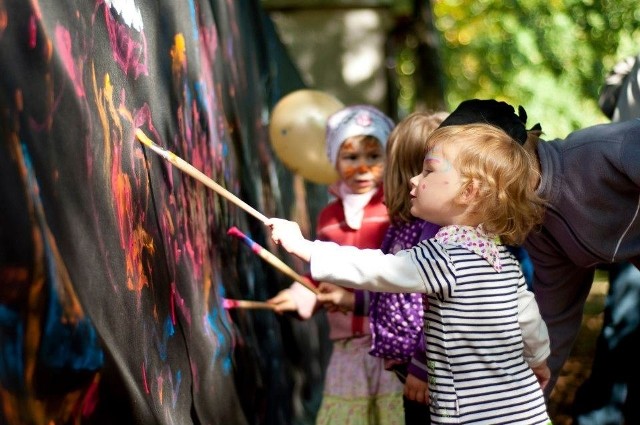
left=171, top=33, right=187, bottom=77
left=125, top=224, right=154, bottom=293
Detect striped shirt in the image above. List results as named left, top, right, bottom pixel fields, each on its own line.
left=309, top=227, right=551, bottom=424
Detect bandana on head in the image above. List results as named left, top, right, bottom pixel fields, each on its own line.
left=325, top=105, right=395, bottom=167
left=434, top=224, right=502, bottom=272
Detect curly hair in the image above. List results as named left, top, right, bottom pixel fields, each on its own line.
left=426, top=123, right=546, bottom=245
left=384, top=111, right=449, bottom=223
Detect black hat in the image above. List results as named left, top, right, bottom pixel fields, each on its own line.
left=439, top=99, right=531, bottom=145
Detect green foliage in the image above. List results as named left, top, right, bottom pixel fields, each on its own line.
left=431, top=0, right=640, bottom=138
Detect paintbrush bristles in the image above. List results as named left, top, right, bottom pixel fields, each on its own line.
left=137, top=132, right=170, bottom=161
left=227, top=226, right=244, bottom=239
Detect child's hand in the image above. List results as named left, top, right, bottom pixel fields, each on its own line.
left=266, top=288, right=298, bottom=314
left=404, top=373, right=429, bottom=404
left=266, top=218, right=311, bottom=261
left=531, top=361, right=551, bottom=390
left=317, top=282, right=354, bottom=313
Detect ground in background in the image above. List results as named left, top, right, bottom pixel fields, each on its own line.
left=547, top=279, right=608, bottom=425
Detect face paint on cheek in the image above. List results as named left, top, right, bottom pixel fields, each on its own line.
left=348, top=162, right=383, bottom=177
left=341, top=165, right=358, bottom=179
left=356, top=164, right=369, bottom=174
left=370, top=163, right=384, bottom=180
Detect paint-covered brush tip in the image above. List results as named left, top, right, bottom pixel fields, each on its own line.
left=227, top=226, right=242, bottom=238
left=135, top=128, right=153, bottom=147
left=222, top=298, right=238, bottom=309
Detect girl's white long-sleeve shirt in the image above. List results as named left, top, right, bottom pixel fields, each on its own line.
left=308, top=234, right=551, bottom=424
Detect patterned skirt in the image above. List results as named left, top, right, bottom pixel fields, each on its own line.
left=316, top=335, right=404, bottom=425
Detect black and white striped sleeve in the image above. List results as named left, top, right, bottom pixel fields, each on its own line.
left=409, top=239, right=456, bottom=298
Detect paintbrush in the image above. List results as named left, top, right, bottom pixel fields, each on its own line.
left=135, top=129, right=269, bottom=224
left=227, top=226, right=318, bottom=294
left=223, top=298, right=275, bottom=310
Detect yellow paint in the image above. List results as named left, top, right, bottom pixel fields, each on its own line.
left=92, top=65, right=111, bottom=174
left=135, top=128, right=153, bottom=147
left=171, top=33, right=187, bottom=77
left=103, top=74, right=124, bottom=147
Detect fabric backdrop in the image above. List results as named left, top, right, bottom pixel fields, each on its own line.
left=0, top=0, right=330, bottom=424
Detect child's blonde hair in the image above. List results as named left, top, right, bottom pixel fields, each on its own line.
left=426, top=123, right=546, bottom=245
left=384, top=111, right=448, bottom=223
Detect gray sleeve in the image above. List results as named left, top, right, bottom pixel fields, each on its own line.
left=620, top=128, right=640, bottom=186
left=526, top=236, right=596, bottom=394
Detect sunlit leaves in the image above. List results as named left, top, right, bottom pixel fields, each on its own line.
left=427, top=0, right=640, bottom=136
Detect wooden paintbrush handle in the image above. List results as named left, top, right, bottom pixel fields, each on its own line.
left=223, top=299, right=275, bottom=310
left=136, top=129, right=269, bottom=224
left=227, top=226, right=318, bottom=294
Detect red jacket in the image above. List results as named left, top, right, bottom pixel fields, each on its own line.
left=316, top=187, right=389, bottom=340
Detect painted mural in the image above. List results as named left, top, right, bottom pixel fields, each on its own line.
left=0, top=0, right=330, bottom=423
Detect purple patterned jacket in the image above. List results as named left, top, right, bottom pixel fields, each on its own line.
left=369, top=219, right=440, bottom=381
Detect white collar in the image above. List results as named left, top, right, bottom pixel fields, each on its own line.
left=336, top=182, right=378, bottom=230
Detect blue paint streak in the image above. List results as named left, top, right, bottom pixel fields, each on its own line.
left=206, top=302, right=233, bottom=374
left=185, top=81, right=193, bottom=108
left=194, top=81, right=209, bottom=118
left=21, top=143, right=104, bottom=372
left=188, top=0, right=199, bottom=42
left=157, top=316, right=175, bottom=361
left=0, top=306, right=25, bottom=391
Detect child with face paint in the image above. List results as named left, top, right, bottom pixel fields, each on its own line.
left=267, top=105, right=405, bottom=425
left=266, top=122, right=552, bottom=425
left=326, top=102, right=545, bottom=425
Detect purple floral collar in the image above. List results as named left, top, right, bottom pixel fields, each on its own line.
left=434, top=225, right=502, bottom=272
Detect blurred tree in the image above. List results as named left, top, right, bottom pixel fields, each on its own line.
left=427, top=0, right=640, bottom=137
left=264, top=1, right=640, bottom=136
left=386, top=0, right=446, bottom=118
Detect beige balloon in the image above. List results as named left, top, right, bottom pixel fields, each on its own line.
left=269, top=90, right=342, bottom=185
